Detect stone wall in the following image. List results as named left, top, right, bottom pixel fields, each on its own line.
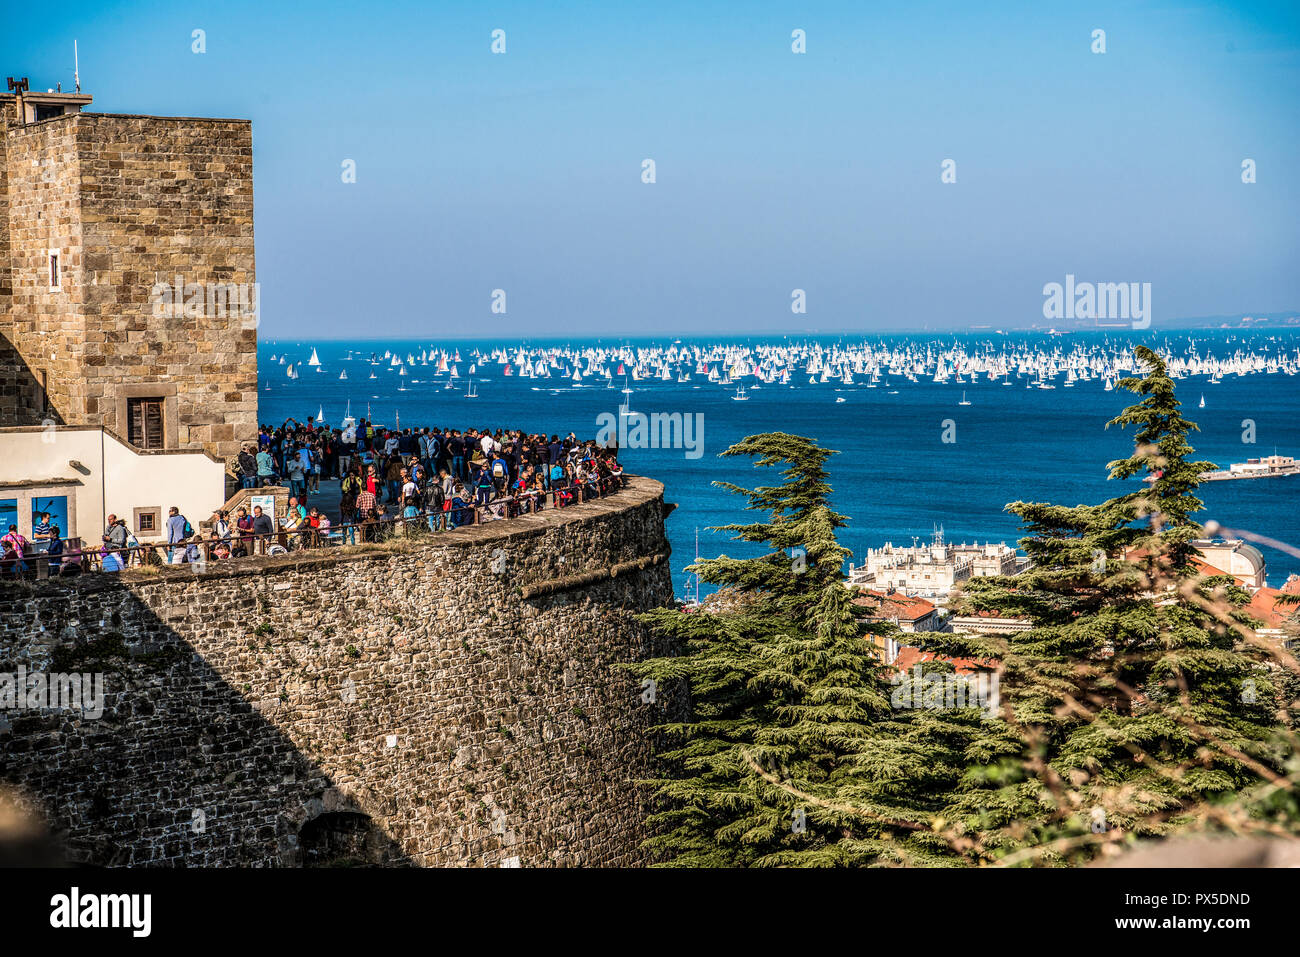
left=1, top=110, right=257, bottom=461
left=0, top=477, right=677, bottom=867
left=0, top=113, right=84, bottom=425
left=74, top=115, right=257, bottom=463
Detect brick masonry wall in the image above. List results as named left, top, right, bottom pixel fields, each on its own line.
left=0, top=477, right=678, bottom=867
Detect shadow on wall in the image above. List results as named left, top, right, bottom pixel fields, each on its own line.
left=0, top=332, right=63, bottom=428
left=1, top=477, right=680, bottom=867
left=0, top=582, right=411, bottom=867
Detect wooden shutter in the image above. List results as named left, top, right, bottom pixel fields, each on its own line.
left=128, top=398, right=165, bottom=450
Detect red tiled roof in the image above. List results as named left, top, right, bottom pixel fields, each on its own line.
left=1243, top=587, right=1298, bottom=629
left=892, top=645, right=998, bottom=675
left=852, top=590, right=936, bottom=621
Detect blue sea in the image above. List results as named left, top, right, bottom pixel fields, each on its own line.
left=257, top=332, right=1300, bottom=595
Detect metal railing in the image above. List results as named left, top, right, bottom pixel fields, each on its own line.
left=0, top=474, right=627, bottom=579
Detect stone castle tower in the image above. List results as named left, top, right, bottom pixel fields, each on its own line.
left=0, top=78, right=257, bottom=465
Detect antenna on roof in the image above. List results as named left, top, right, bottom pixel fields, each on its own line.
left=74, top=40, right=80, bottom=92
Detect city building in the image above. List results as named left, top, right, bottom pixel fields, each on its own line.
left=1227, top=454, right=1298, bottom=478
left=1187, top=539, right=1267, bottom=589
left=853, top=588, right=941, bottom=665
left=0, top=76, right=256, bottom=545
left=848, top=527, right=1024, bottom=597
left=946, top=609, right=1034, bottom=635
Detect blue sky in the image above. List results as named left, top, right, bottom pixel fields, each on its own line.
left=6, top=0, right=1299, bottom=337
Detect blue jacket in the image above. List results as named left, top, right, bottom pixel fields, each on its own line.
left=167, top=514, right=188, bottom=544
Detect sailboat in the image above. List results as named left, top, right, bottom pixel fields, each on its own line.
left=339, top=369, right=348, bottom=380
left=732, top=386, right=749, bottom=401
left=1199, top=394, right=1205, bottom=408
left=466, top=381, right=478, bottom=398
left=680, top=528, right=702, bottom=609
left=958, top=391, right=971, bottom=406
left=619, top=375, right=637, bottom=417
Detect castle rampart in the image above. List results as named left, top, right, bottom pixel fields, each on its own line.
left=0, top=476, right=676, bottom=867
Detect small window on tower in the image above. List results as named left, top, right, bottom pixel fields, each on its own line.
left=48, top=251, right=60, bottom=290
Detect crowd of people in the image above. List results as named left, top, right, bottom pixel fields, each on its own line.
left=2, top=511, right=85, bottom=577
left=1, top=418, right=625, bottom=576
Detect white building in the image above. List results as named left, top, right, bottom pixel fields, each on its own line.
left=0, top=425, right=225, bottom=547
left=849, top=529, right=1024, bottom=597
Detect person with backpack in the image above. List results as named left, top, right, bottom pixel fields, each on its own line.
left=166, top=506, right=192, bottom=564
left=424, top=476, right=446, bottom=532
left=383, top=457, right=404, bottom=505
left=232, top=507, right=253, bottom=557
left=489, top=452, right=510, bottom=494
left=297, top=441, right=317, bottom=494
left=472, top=456, right=495, bottom=508
left=286, top=453, right=307, bottom=503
